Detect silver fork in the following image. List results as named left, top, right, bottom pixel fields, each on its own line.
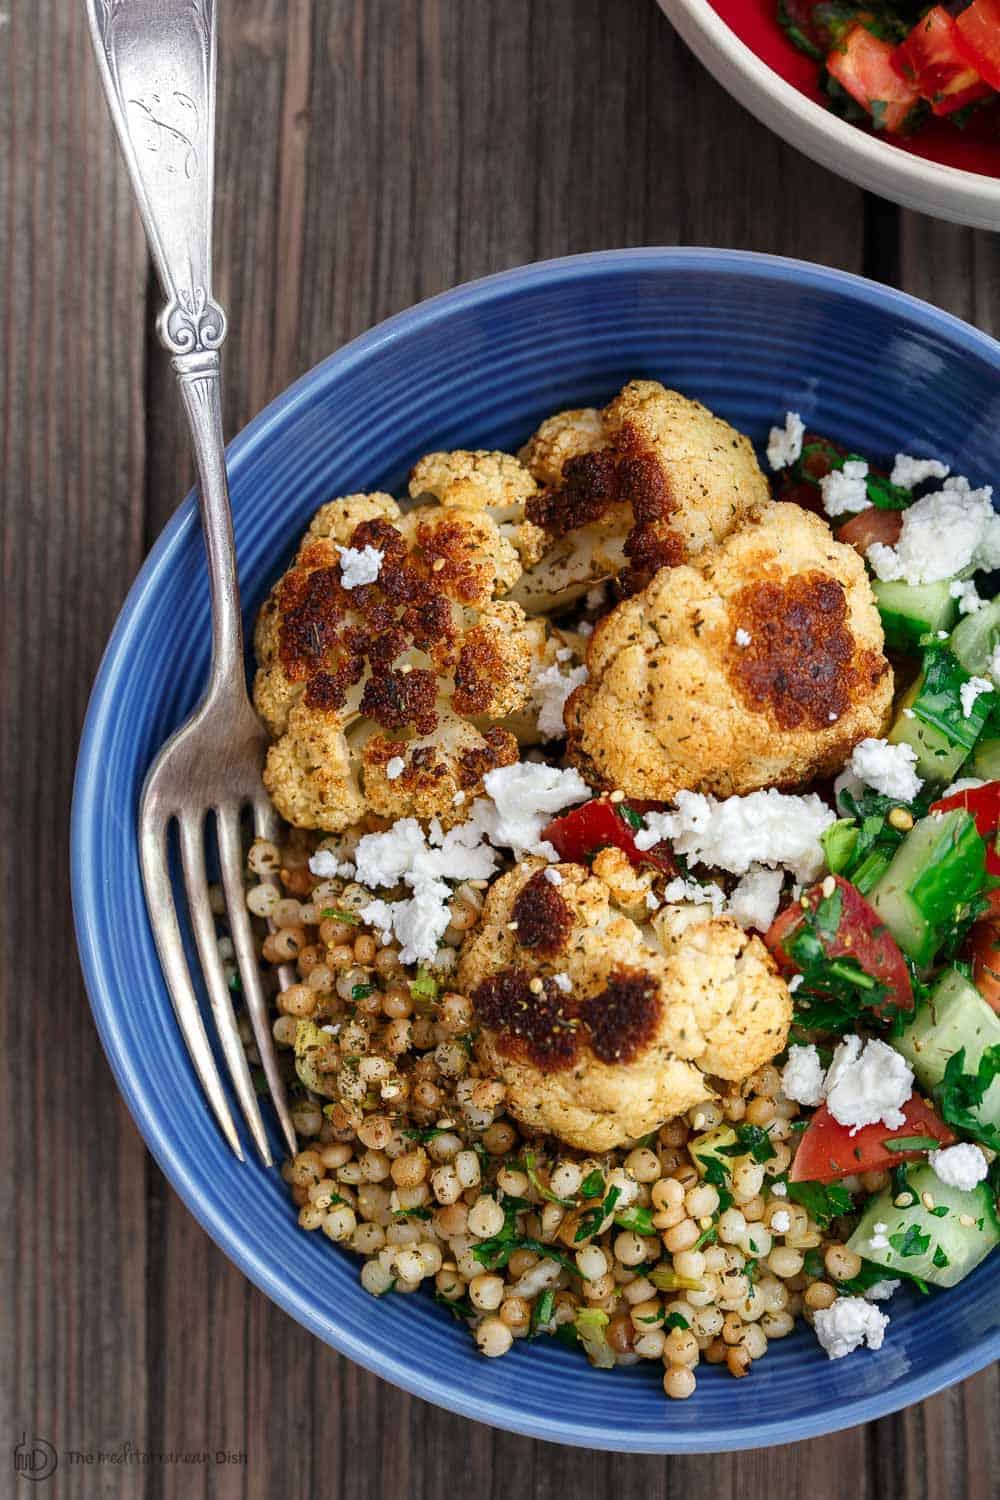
left=87, top=0, right=296, bottom=1163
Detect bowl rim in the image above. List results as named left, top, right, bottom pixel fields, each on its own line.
left=657, top=0, right=1000, bottom=231
left=72, top=246, right=1000, bottom=1452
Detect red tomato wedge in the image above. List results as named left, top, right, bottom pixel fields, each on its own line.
left=970, top=918, right=1000, bottom=1014
left=789, top=1094, right=957, bottom=1183
left=955, top=0, right=1000, bottom=92
left=765, top=874, right=913, bottom=1017
left=836, top=505, right=903, bottom=556
left=827, top=25, right=924, bottom=133
left=893, top=6, right=993, bottom=117
left=931, top=781, right=1000, bottom=876
left=541, top=798, right=676, bottom=875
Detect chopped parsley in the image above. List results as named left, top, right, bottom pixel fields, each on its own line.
left=471, top=1197, right=579, bottom=1277
left=520, top=1149, right=575, bottom=1207
left=574, top=1186, right=621, bottom=1243
left=884, top=1135, right=940, bottom=1152
left=933, top=1044, right=1000, bottom=1152
left=579, top=1169, right=606, bottom=1200
left=663, top=1312, right=691, bottom=1332
left=409, top=966, right=439, bottom=1002
left=320, top=907, right=359, bottom=924
left=613, top=1205, right=655, bottom=1236
left=530, top=1287, right=556, bottom=1336
left=787, top=1179, right=853, bottom=1229
left=888, top=1222, right=931, bottom=1259
left=717, top=1124, right=776, bottom=1165
left=351, top=982, right=375, bottom=1001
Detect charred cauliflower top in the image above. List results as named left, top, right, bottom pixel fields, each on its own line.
left=512, top=380, right=770, bottom=612
left=254, top=490, right=562, bottom=832
left=565, top=501, right=894, bottom=802
left=457, top=861, right=791, bottom=1151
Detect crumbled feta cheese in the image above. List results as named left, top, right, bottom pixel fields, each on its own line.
left=636, top=788, right=836, bottom=882
left=576, top=620, right=594, bottom=638
left=544, top=867, right=563, bottom=886
left=890, top=454, right=950, bottom=489
left=586, top=584, right=607, bottom=612
left=336, top=543, right=383, bottom=589
left=813, top=1298, right=889, bottom=1360
left=781, top=1044, right=826, bottom=1107
left=556, top=646, right=573, bottom=662
left=867, top=481, right=999, bottom=586
left=824, top=1035, right=913, bottom=1134
left=960, top=675, right=994, bottom=719
left=788, top=974, right=803, bottom=993
left=553, top=972, right=572, bottom=994
left=482, top=762, right=591, bottom=858
left=828, top=711, right=838, bottom=722
left=452, top=790, right=466, bottom=806
left=864, top=1279, right=901, bottom=1303
left=385, top=756, right=405, bottom=781
left=728, top=866, right=784, bottom=932
left=821, top=459, right=870, bottom=518
left=771, top=1181, right=787, bottom=1197
left=660, top=877, right=725, bottom=914
left=766, top=411, right=805, bottom=471
left=770, top=1209, right=791, bottom=1234
left=645, top=889, right=660, bottom=910
left=868, top=1220, right=890, bottom=1252
left=949, top=578, right=983, bottom=615
left=847, top=738, right=923, bottom=801
left=533, top=661, right=588, bottom=740
left=929, top=1142, right=989, bottom=1191
left=309, top=848, right=355, bottom=879
left=735, top=627, right=752, bottom=648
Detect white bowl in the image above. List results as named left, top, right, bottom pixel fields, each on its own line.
left=658, top=0, right=1000, bottom=230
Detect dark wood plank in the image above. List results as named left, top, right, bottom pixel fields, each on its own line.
left=0, top=1, right=150, bottom=1495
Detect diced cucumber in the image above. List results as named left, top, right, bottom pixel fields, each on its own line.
left=971, top=737, right=1000, bottom=780
left=896, top=967, right=1000, bottom=1136
left=873, top=579, right=958, bottom=654
left=869, top=809, right=987, bottom=968
left=847, top=1163, right=1000, bottom=1289
left=950, top=595, right=1000, bottom=676
left=888, top=678, right=970, bottom=784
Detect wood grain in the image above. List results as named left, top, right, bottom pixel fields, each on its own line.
left=2, top=0, right=996, bottom=1496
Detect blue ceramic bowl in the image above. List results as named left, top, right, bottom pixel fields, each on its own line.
left=72, top=249, right=1000, bottom=1452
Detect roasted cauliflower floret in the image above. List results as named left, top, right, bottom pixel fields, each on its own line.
left=409, top=449, right=548, bottom=569
left=565, top=502, right=893, bottom=801
left=512, top=381, right=770, bottom=612
left=456, top=861, right=791, bottom=1151
left=254, top=495, right=561, bottom=832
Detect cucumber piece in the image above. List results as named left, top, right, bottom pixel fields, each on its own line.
left=847, top=1163, right=1000, bottom=1288
left=950, top=595, right=1000, bottom=676
left=896, top=967, right=1000, bottom=1136
left=971, top=737, right=1000, bottom=780
left=873, top=579, right=958, bottom=654
left=869, top=809, right=987, bottom=968
left=888, top=677, right=970, bottom=784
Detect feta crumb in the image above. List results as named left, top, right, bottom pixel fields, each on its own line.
left=868, top=1219, right=890, bottom=1252
left=636, top=788, right=836, bottom=882
left=482, top=762, right=591, bottom=858
left=577, top=620, right=594, bottom=638
left=544, top=867, right=563, bottom=885
left=728, top=866, right=784, bottom=932
left=781, top=1044, right=826, bottom=1107
left=770, top=1209, right=791, bottom=1234
left=828, top=711, right=838, bottom=722
left=929, top=1142, right=989, bottom=1191
left=771, top=1181, right=788, bottom=1198
left=385, top=756, right=405, bottom=781
left=821, top=459, right=870, bottom=518
left=824, top=1035, right=913, bottom=1134
left=735, top=627, right=752, bottom=648
left=890, top=453, right=950, bottom=489
left=766, top=411, right=805, bottom=471
left=788, top=974, right=803, bottom=992
left=866, top=481, right=999, bottom=586
left=960, top=675, right=994, bottom=719
left=949, top=578, right=983, bottom=615
left=847, top=738, right=922, bottom=802
left=533, top=661, right=588, bottom=741
left=660, top=877, right=725, bottom=914
left=864, top=1279, right=901, bottom=1303
left=553, top=972, right=572, bottom=994
left=813, top=1297, right=889, bottom=1360
left=586, top=584, right=607, bottom=612
left=336, top=543, right=383, bottom=589
left=309, top=848, right=355, bottom=879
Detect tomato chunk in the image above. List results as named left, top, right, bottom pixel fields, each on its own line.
left=541, top=798, right=676, bottom=875
left=971, top=917, right=1000, bottom=1015
left=955, top=0, right=1000, bottom=92
left=827, top=24, right=924, bottom=132
left=765, top=874, right=913, bottom=1017
left=836, top=506, right=902, bottom=556
left=790, top=1094, right=957, bottom=1183
left=893, top=6, right=993, bottom=117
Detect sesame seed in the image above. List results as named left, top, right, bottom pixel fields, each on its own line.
left=958, top=1213, right=976, bottom=1228
left=894, top=1192, right=914, bottom=1208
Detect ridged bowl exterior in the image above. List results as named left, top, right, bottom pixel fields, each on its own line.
left=72, top=249, right=1000, bottom=1452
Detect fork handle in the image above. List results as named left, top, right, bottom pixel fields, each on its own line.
left=86, top=0, right=243, bottom=690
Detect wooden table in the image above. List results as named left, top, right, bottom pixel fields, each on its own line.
left=3, top=2, right=997, bottom=1495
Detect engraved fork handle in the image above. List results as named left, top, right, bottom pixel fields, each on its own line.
left=86, top=0, right=244, bottom=697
